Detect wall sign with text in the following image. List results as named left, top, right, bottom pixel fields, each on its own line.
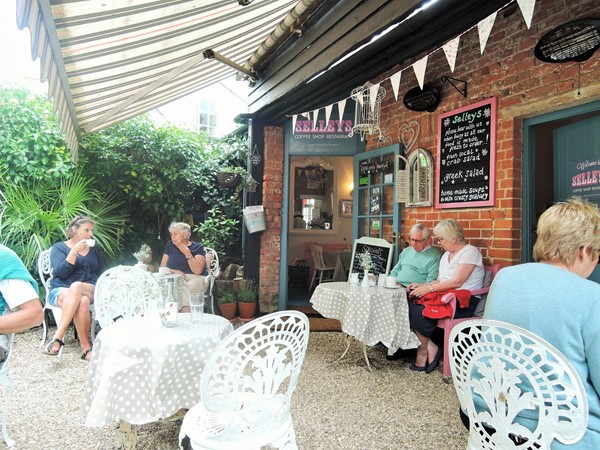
left=435, top=97, right=497, bottom=208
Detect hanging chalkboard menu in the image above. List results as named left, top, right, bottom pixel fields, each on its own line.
left=350, top=237, right=394, bottom=278
left=435, top=97, right=496, bottom=208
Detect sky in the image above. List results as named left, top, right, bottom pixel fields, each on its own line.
left=0, top=2, right=47, bottom=93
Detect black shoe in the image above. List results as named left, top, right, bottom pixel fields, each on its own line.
left=409, top=363, right=426, bottom=372
left=425, top=349, right=441, bottom=374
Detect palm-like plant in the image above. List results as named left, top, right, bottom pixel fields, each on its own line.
left=0, top=170, right=129, bottom=270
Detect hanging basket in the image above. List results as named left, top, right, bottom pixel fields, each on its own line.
left=217, top=172, right=242, bottom=188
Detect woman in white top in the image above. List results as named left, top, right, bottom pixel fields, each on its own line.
left=407, top=219, right=484, bottom=373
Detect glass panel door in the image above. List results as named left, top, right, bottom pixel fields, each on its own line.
left=354, top=146, right=400, bottom=247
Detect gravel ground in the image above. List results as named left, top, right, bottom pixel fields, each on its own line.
left=2, top=327, right=467, bottom=450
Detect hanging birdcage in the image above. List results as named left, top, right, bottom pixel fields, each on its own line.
left=349, top=82, right=386, bottom=141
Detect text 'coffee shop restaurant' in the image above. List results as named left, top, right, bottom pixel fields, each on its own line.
left=245, top=0, right=600, bottom=313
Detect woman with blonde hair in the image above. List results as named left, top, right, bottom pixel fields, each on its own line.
left=44, top=215, right=103, bottom=360
left=482, top=197, right=600, bottom=447
left=161, top=222, right=209, bottom=311
left=407, top=218, right=484, bottom=373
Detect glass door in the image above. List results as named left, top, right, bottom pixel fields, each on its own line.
left=353, top=146, right=401, bottom=248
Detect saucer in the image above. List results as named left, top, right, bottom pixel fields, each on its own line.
left=384, top=285, right=402, bottom=289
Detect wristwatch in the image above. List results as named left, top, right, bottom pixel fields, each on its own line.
left=429, top=284, right=434, bottom=293
left=186, top=255, right=193, bottom=261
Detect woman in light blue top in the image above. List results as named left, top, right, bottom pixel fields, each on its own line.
left=483, top=198, right=600, bottom=449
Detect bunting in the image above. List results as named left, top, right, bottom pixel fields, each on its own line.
left=477, top=12, right=497, bottom=54
left=442, top=36, right=461, bottom=73
left=312, top=109, right=320, bottom=130
left=286, top=0, right=537, bottom=137
left=412, top=55, right=428, bottom=90
left=517, top=0, right=536, bottom=29
left=390, top=71, right=402, bottom=100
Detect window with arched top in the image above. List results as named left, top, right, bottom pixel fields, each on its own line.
left=407, top=148, right=433, bottom=207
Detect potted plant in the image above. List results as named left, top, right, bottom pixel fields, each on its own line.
left=217, top=286, right=237, bottom=322
left=237, top=280, right=257, bottom=322
left=216, top=166, right=258, bottom=194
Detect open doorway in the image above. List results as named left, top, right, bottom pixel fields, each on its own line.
left=524, top=100, right=600, bottom=282
left=286, top=155, right=354, bottom=305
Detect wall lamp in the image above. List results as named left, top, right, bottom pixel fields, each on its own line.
left=203, top=49, right=258, bottom=82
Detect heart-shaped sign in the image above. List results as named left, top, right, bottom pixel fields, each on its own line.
left=398, top=120, right=420, bottom=153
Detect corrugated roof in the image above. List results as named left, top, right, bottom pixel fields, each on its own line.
left=16, top=0, right=301, bottom=156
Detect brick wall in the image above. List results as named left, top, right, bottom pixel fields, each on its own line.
left=259, top=126, right=284, bottom=312
left=368, top=0, right=600, bottom=267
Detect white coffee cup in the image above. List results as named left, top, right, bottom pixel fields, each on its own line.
left=385, top=276, right=397, bottom=288
left=85, top=239, right=95, bottom=247
left=159, top=267, right=170, bottom=275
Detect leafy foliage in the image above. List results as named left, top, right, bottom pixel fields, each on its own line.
left=193, top=207, right=240, bottom=254
left=0, top=87, right=74, bottom=184
left=0, top=170, right=128, bottom=270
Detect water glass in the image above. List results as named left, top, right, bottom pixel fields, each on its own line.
left=190, top=293, right=205, bottom=324
left=377, top=274, right=387, bottom=288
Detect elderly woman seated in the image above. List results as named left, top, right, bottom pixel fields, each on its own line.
left=160, top=222, right=209, bottom=312
left=407, top=218, right=484, bottom=373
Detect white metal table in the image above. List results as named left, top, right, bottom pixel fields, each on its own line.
left=310, top=282, right=419, bottom=370
left=85, top=313, right=233, bottom=448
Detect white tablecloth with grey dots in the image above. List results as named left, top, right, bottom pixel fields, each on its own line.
left=85, top=313, right=233, bottom=427
left=310, top=282, right=420, bottom=354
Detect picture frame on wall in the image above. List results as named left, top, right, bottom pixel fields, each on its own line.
left=340, top=199, right=353, bottom=217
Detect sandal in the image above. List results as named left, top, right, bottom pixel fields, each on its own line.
left=80, top=346, right=93, bottom=361
left=43, top=338, right=64, bottom=357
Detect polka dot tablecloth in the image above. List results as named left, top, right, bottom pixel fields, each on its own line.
left=85, top=313, right=233, bottom=427
left=310, top=282, right=420, bottom=354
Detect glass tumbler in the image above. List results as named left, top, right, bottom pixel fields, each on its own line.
left=190, top=293, right=205, bottom=324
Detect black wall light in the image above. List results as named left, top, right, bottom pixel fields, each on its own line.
left=534, top=18, right=600, bottom=63
left=403, top=85, right=441, bottom=112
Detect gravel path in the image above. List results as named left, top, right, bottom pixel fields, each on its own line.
left=2, top=327, right=467, bottom=449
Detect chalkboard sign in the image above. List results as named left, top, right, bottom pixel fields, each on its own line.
left=436, top=97, right=496, bottom=208
left=350, top=237, right=394, bottom=278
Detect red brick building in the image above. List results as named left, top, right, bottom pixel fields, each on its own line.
left=254, top=0, right=600, bottom=312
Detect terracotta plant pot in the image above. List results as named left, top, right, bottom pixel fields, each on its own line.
left=218, top=303, right=237, bottom=321
left=237, top=301, right=256, bottom=322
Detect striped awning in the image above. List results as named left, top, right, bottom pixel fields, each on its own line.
left=16, top=0, right=303, bottom=156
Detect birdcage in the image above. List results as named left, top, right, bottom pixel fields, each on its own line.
left=349, top=82, right=386, bottom=141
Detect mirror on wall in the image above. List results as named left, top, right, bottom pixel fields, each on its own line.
left=290, top=159, right=337, bottom=235
left=407, top=148, right=433, bottom=207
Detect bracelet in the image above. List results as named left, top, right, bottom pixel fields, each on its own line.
left=429, top=284, right=434, bottom=293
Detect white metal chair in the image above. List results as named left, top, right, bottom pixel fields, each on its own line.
left=309, top=245, right=335, bottom=290
left=0, top=334, right=15, bottom=447
left=93, top=265, right=162, bottom=330
left=204, top=247, right=219, bottom=315
left=449, top=319, right=588, bottom=450
left=179, top=311, right=310, bottom=450
left=37, top=249, right=72, bottom=351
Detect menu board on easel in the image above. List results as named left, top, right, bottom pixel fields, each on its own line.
left=350, top=237, right=394, bottom=277
left=436, top=97, right=496, bottom=208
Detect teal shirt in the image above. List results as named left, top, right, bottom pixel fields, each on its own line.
left=389, top=246, right=441, bottom=286
left=484, top=263, right=600, bottom=449
left=0, top=244, right=39, bottom=314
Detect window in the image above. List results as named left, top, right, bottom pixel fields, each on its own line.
left=198, top=99, right=217, bottom=136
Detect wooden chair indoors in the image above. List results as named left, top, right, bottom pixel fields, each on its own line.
left=308, top=245, right=336, bottom=290
left=438, top=263, right=501, bottom=379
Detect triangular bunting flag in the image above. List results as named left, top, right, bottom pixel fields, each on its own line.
left=412, top=55, right=428, bottom=90
left=517, top=0, right=536, bottom=29
left=337, top=99, right=347, bottom=121
left=324, top=104, right=333, bottom=130
left=477, top=12, right=497, bottom=54
left=390, top=71, right=402, bottom=101
left=369, top=83, right=380, bottom=112
left=312, top=109, right=320, bottom=130
left=442, top=36, right=461, bottom=73
left=292, top=114, right=298, bottom=132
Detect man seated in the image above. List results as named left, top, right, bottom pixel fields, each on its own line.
left=389, top=223, right=441, bottom=287
left=0, top=244, right=44, bottom=362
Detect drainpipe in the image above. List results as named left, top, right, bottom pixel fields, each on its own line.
left=237, top=0, right=318, bottom=79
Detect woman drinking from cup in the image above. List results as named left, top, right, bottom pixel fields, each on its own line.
left=44, top=215, right=104, bottom=361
